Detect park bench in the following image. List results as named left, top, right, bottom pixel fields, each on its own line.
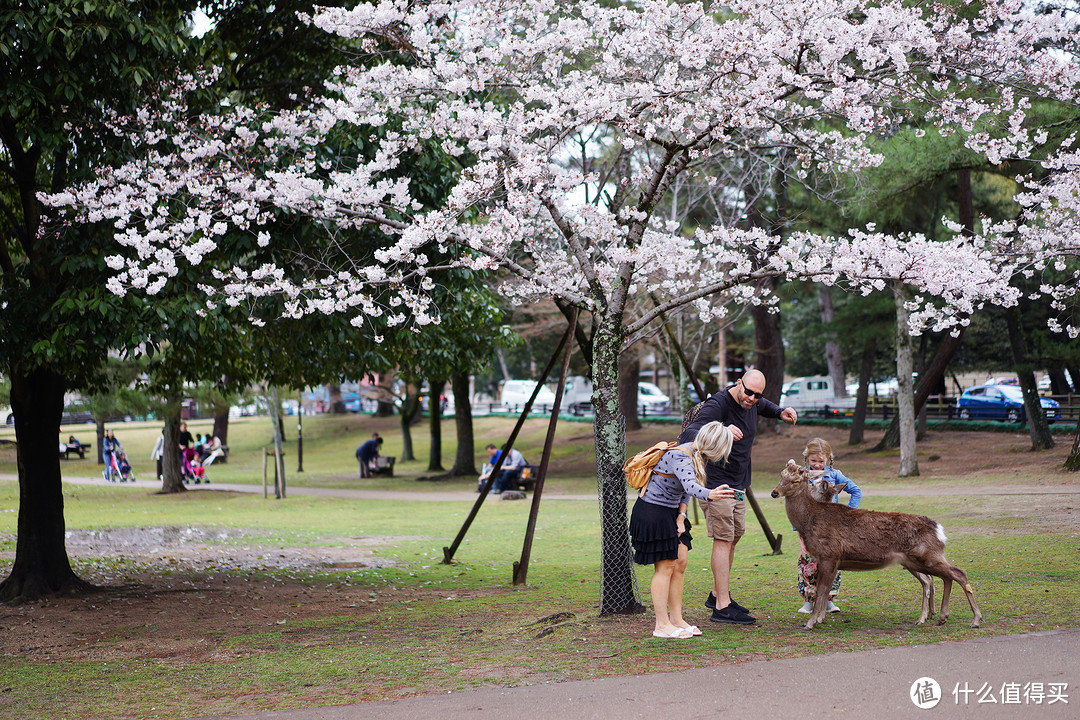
left=205, top=445, right=229, bottom=464
left=370, top=455, right=396, bottom=477
left=515, top=463, right=540, bottom=491
left=60, top=442, right=91, bottom=460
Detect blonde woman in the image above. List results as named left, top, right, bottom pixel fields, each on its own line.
left=628, top=421, right=736, bottom=639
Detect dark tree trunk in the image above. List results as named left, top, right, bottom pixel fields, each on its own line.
left=95, top=419, right=105, bottom=465
left=0, top=366, right=93, bottom=602
left=1005, top=308, right=1054, bottom=450
left=618, top=350, right=641, bottom=430
left=449, top=371, right=476, bottom=476
left=817, top=286, right=847, bottom=398
left=375, top=370, right=396, bottom=418
left=326, top=383, right=346, bottom=414
left=1066, top=426, right=1080, bottom=471
left=399, top=382, right=421, bottom=462
left=160, top=409, right=186, bottom=494
left=751, top=281, right=785, bottom=424
left=848, top=336, right=877, bottom=445
left=916, top=334, right=929, bottom=441
left=212, top=408, right=229, bottom=448
left=427, top=377, right=445, bottom=472
left=876, top=329, right=965, bottom=450
left=1047, top=369, right=1071, bottom=396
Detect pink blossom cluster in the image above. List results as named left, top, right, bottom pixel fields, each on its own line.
left=41, top=0, right=1080, bottom=336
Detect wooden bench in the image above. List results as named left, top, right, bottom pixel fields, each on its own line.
left=370, top=455, right=396, bottom=477
left=211, top=445, right=230, bottom=464
left=60, top=442, right=91, bottom=460
left=515, top=463, right=540, bottom=491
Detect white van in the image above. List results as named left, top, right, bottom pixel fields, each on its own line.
left=500, top=380, right=558, bottom=413
left=637, top=382, right=671, bottom=414
left=556, top=376, right=671, bottom=415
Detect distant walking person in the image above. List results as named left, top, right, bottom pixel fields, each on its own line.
left=102, top=429, right=122, bottom=483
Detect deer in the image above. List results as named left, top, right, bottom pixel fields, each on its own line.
left=771, top=460, right=982, bottom=630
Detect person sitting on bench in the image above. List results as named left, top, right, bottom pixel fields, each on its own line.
left=481, top=443, right=528, bottom=494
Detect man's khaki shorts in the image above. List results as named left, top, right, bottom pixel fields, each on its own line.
left=699, top=496, right=745, bottom=541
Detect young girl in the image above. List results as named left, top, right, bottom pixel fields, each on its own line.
left=628, top=422, right=737, bottom=639
left=796, top=437, right=862, bottom=613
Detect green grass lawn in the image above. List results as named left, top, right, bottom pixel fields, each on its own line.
left=0, top=412, right=603, bottom=493
left=0, top=414, right=1078, bottom=719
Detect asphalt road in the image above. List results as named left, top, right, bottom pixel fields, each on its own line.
left=188, top=628, right=1080, bottom=720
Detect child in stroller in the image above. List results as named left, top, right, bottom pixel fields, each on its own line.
left=116, top=451, right=135, bottom=482
left=104, top=447, right=135, bottom=482
left=182, top=447, right=209, bottom=485
left=102, top=429, right=133, bottom=483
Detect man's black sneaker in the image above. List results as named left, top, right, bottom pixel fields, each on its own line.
left=709, top=605, right=756, bottom=625
left=706, top=592, right=750, bottom=615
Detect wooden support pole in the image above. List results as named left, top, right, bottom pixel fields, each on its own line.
left=513, top=308, right=577, bottom=586
left=442, top=319, right=576, bottom=565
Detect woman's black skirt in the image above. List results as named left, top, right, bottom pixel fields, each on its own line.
left=629, top=499, right=693, bottom=565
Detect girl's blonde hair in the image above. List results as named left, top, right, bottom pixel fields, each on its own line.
left=690, top=421, right=734, bottom=482
left=802, top=437, right=834, bottom=466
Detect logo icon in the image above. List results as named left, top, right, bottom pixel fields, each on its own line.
left=911, top=677, right=942, bottom=709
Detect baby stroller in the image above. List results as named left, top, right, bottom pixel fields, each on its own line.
left=103, top=446, right=133, bottom=483
left=117, top=451, right=135, bottom=482
left=182, top=447, right=208, bottom=485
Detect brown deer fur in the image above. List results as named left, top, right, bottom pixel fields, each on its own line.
left=771, top=460, right=982, bottom=630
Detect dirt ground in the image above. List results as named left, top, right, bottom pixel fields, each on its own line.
left=2, top=425, right=1078, bottom=685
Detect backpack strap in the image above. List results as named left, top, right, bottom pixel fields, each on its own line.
left=637, top=446, right=694, bottom=497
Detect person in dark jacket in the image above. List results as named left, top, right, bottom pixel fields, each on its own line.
left=355, top=435, right=383, bottom=478
left=678, top=369, right=797, bottom=624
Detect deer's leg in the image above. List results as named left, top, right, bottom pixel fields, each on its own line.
left=939, top=564, right=981, bottom=628
left=907, top=569, right=934, bottom=625
left=807, top=559, right=837, bottom=630
left=925, top=559, right=981, bottom=628
left=938, top=573, right=953, bottom=625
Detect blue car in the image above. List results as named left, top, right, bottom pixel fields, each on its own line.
left=956, top=384, right=1060, bottom=423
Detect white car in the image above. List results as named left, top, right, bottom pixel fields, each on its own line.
left=637, top=382, right=671, bottom=414
left=501, top=380, right=558, bottom=412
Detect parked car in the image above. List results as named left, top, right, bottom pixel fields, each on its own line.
left=955, top=384, right=1060, bottom=423
left=637, top=382, right=671, bottom=414
left=1038, top=371, right=1074, bottom=393
left=781, top=376, right=856, bottom=417
left=561, top=376, right=594, bottom=415
left=500, top=380, right=558, bottom=412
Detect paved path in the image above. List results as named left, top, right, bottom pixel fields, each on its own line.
left=187, top=628, right=1079, bottom=720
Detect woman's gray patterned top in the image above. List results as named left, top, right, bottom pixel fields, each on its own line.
left=637, top=443, right=712, bottom=508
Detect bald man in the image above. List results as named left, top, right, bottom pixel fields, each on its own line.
left=678, top=369, right=797, bottom=624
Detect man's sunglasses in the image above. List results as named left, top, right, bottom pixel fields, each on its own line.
left=741, top=383, right=763, bottom=399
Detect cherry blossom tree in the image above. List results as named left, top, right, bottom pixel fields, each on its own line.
left=46, top=0, right=1080, bottom=612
